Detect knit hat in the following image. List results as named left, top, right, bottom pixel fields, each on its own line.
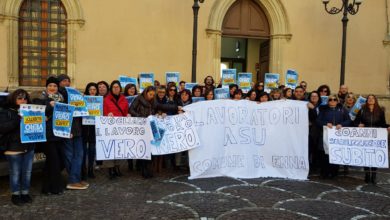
left=57, top=74, right=70, bottom=83
left=46, top=76, right=59, bottom=87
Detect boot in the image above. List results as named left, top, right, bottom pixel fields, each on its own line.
left=115, top=166, right=122, bottom=177
left=88, top=167, right=95, bottom=179
left=108, top=168, right=116, bottom=180
left=364, top=172, right=370, bottom=183
left=371, top=172, right=377, bottom=185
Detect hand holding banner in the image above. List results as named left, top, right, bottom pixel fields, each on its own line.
left=66, top=87, right=89, bottom=117
left=82, top=96, right=103, bottom=125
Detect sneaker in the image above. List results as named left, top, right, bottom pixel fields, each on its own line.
left=11, top=195, right=23, bottom=206
left=21, top=194, right=33, bottom=203
left=80, top=181, right=90, bottom=187
left=66, top=183, right=88, bottom=190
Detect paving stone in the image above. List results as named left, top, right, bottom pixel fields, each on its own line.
left=172, top=175, right=245, bottom=191
left=276, top=199, right=370, bottom=219
left=220, top=185, right=302, bottom=207
left=360, top=184, right=390, bottom=197
left=216, top=207, right=313, bottom=220
left=321, top=191, right=390, bottom=215
left=264, top=179, right=341, bottom=198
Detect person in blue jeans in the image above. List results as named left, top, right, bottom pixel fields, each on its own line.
left=0, top=89, right=35, bottom=205
left=57, top=74, right=88, bottom=190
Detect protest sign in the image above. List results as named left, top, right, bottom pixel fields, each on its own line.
left=125, top=95, right=138, bottom=108
left=139, top=73, right=154, bottom=92
left=238, top=73, right=252, bottom=93
left=264, top=73, right=280, bottom=93
left=185, top=83, right=198, bottom=91
left=95, top=116, right=153, bottom=160
left=82, top=96, right=103, bottom=125
left=53, top=103, right=75, bottom=138
left=222, top=69, right=237, bottom=88
left=214, top=88, right=229, bottom=100
left=119, top=75, right=138, bottom=89
left=285, top=70, right=298, bottom=89
left=148, top=113, right=200, bottom=155
left=327, top=127, right=388, bottom=168
left=66, top=87, right=89, bottom=117
left=184, top=100, right=309, bottom=180
left=349, top=96, right=367, bottom=120
left=20, top=104, right=46, bottom=143
left=192, top=97, right=205, bottom=103
left=320, top=96, right=328, bottom=106
left=166, top=72, right=180, bottom=86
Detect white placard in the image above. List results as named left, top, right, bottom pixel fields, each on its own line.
left=184, top=100, right=309, bottom=180
left=327, top=127, right=389, bottom=168
left=95, top=116, right=153, bottom=160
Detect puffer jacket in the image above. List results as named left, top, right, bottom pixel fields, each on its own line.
left=129, top=94, right=155, bottom=117
left=354, top=107, right=388, bottom=128
left=104, top=93, right=129, bottom=117
left=0, top=107, right=34, bottom=152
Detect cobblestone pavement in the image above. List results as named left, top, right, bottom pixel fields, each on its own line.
left=0, top=162, right=390, bottom=220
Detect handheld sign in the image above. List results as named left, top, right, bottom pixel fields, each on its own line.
left=264, top=73, right=280, bottom=93
left=166, top=72, right=180, bottom=86
left=238, top=72, right=252, bottom=93
left=285, top=69, right=298, bottom=89
left=119, top=75, right=138, bottom=89
left=20, top=104, right=46, bottom=143
left=53, top=103, right=75, bottom=138
left=214, top=88, right=229, bottom=100
left=66, top=87, right=88, bottom=117
left=82, top=96, right=103, bottom=125
left=139, top=73, right=154, bottom=92
left=222, top=69, right=237, bottom=88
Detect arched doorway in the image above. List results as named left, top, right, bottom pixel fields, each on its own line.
left=206, top=0, right=291, bottom=84
left=220, top=0, right=270, bottom=82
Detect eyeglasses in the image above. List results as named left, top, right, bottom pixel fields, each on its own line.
left=328, top=98, right=337, bottom=102
left=169, top=89, right=176, bottom=91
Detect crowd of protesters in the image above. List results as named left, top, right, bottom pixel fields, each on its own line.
left=0, top=73, right=389, bottom=206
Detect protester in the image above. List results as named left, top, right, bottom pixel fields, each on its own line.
left=343, top=92, right=356, bottom=112
left=35, top=76, right=66, bottom=194
left=246, top=90, right=257, bottom=101
left=179, top=89, right=192, bottom=107
left=179, top=81, right=186, bottom=92
left=204, top=88, right=214, bottom=101
left=203, top=76, right=215, bottom=94
left=56, top=74, right=87, bottom=190
left=154, top=80, right=161, bottom=87
left=103, top=80, right=129, bottom=179
left=283, top=88, right=293, bottom=99
left=270, top=89, right=282, bottom=101
left=316, top=94, right=351, bottom=179
left=300, top=81, right=309, bottom=100
left=1, top=89, right=34, bottom=205
left=254, top=82, right=264, bottom=98
left=259, top=92, right=270, bottom=103
left=233, top=89, right=243, bottom=100
left=338, top=85, right=349, bottom=104
left=229, top=84, right=238, bottom=99
left=317, top=85, right=331, bottom=98
left=293, top=86, right=306, bottom=101
left=192, top=85, right=203, bottom=98
left=82, top=82, right=98, bottom=179
left=97, top=81, right=110, bottom=97
left=354, top=95, right=390, bottom=184
left=124, top=83, right=138, bottom=97
left=308, top=91, right=321, bottom=173
left=166, top=85, right=180, bottom=115
left=129, top=86, right=156, bottom=178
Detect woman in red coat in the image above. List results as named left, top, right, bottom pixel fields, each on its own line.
left=103, top=80, right=129, bottom=179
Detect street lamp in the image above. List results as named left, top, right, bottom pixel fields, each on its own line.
left=322, top=0, right=363, bottom=86
left=191, top=0, right=204, bottom=83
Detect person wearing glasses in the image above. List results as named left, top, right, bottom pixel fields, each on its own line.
left=299, top=81, right=309, bottom=100
left=354, top=95, right=390, bottom=184
left=343, top=92, right=356, bottom=112
left=0, top=89, right=35, bottom=205
left=316, top=94, right=351, bottom=179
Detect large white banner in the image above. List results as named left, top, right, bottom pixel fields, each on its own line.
left=148, top=113, right=200, bottom=155
left=95, top=116, right=153, bottom=160
left=184, top=100, right=309, bottom=180
left=327, top=127, right=389, bottom=168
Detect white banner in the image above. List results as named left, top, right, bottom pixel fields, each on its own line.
left=148, top=113, right=200, bottom=155
left=184, top=100, right=309, bottom=180
left=95, top=116, right=153, bottom=160
left=327, top=127, right=389, bottom=168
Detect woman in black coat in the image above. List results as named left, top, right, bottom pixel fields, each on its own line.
left=34, top=76, right=66, bottom=195
left=0, top=89, right=35, bottom=205
left=308, top=91, right=321, bottom=173
left=316, top=94, right=352, bottom=178
left=354, top=94, right=390, bottom=184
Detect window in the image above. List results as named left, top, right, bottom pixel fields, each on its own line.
left=19, top=0, right=67, bottom=86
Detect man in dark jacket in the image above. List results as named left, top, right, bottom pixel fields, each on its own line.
left=57, top=74, right=87, bottom=190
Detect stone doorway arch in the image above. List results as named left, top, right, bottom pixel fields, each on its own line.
left=206, top=0, right=291, bottom=82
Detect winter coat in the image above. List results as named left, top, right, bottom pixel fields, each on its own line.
left=129, top=95, right=155, bottom=117
left=0, top=107, right=34, bottom=152
left=103, top=93, right=129, bottom=117
left=159, top=97, right=179, bottom=115
left=34, top=92, right=64, bottom=142
left=316, top=104, right=352, bottom=151
left=354, top=107, right=388, bottom=128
